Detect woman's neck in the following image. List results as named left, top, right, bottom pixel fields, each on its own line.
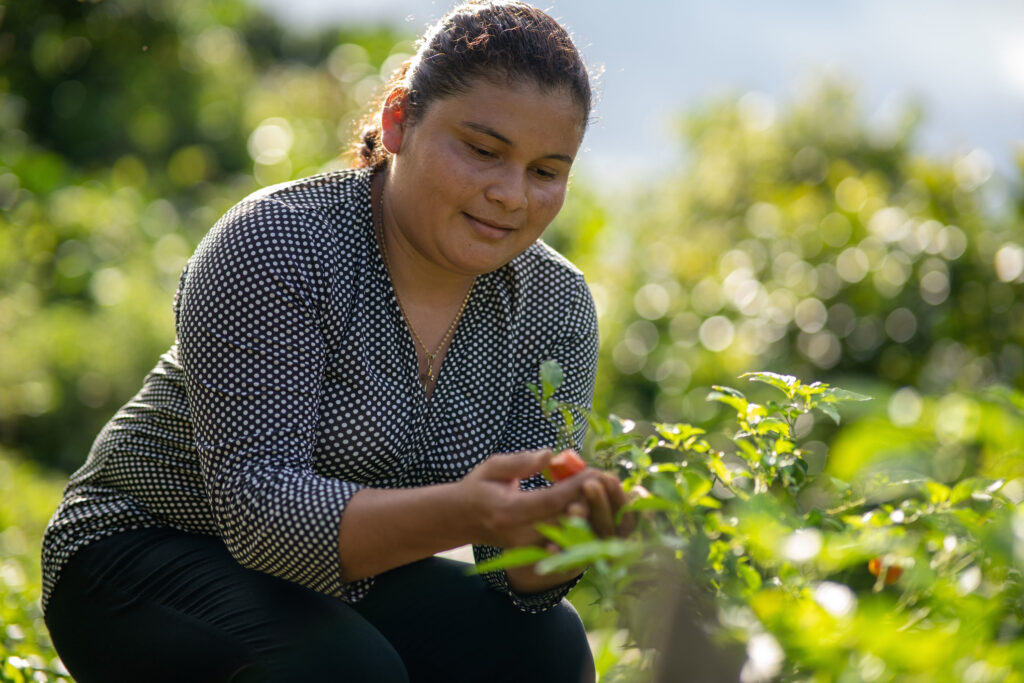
left=372, top=172, right=476, bottom=310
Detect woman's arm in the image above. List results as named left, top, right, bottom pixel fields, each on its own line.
left=178, top=197, right=370, bottom=598
left=336, top=448, right=608, bottom=585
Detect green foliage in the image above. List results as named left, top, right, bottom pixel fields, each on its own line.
left=553, top=80, right=1024, bottom=430
left=487, top=364, right=1024, bottom=681
left=0, top=451, right=69, bottom=682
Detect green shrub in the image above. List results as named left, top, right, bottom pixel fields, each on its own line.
left=486, top=363, right=1024, bottom=682
left=0, top=450, right=69, bottom=682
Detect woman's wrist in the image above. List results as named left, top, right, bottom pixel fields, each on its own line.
left=337, top=481, right=476, bottom=582
left=506, top=563, right=585, bottom=594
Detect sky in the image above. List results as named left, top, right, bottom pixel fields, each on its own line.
left=250, top=0, right=1024, bottom=188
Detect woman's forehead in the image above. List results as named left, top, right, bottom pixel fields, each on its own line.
left=439, top=80, right=583, bottom=154
left=423, top=78, right=584, bottom=142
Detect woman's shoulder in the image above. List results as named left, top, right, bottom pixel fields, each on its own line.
left=196, top=168, right=371, bottom=256
left=505, top=240, right=587, bottom=294
left=237, top=167, right=371, bottom=218
left=493, top=240, right=594, bottom=326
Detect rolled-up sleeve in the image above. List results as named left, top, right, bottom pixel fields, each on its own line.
left=175, top=198, right=368, bottom=600
left=475, top=274, right=600, bottom=612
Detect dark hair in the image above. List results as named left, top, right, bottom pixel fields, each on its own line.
left=352, top=0, right=593, bottom=169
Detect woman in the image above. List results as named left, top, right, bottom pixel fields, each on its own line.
left=42, top=2, right=628, bottom=681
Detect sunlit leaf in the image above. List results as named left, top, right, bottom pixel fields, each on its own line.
left=736, top=562, right=763, bottom=593
left=470, top=546, right=552, bottom=573
left=755, top=417, right=791, bottom=437
left=818, top=403, right=841, bottom=425
left=708, top=388, right=748, bottom=414
left=626, top=496, right=679, bottom=513
left=950, top=477, right=1003, bottom=506
left=735, top=438, right=761, bottom=463
left=537, top=517, right=596, bottom=547
left=741, top=372, right=799, bottom=396
left=822, top=387, right=872, bottom=403
left=922, top=481, right=950, bottom=504
left=984, top=385, right=1024, bottom=415
left=683, top=470, right=713, bottom=504
left=536, top=539, right=643, bottom=574
left=539, top=359, right=563, bottom=398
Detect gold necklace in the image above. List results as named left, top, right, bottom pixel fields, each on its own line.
left=376, top=183, right=475, bottom=386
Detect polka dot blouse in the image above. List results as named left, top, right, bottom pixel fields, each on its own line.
left=41, top=168, right=599, bottom=614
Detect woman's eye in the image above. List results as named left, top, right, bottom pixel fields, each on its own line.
left=467, top=144, right=497, bottom=159
left=533, top=167, right=558, bottom=180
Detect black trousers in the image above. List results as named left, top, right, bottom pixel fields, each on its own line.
left=44, top=528, right=595, bottom=683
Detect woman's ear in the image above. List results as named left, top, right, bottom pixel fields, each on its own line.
left=380, top=88, right=408, bottom=154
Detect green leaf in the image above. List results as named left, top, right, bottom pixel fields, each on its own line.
left=471, top=546, right=552, bottom=574
left=537, top=517, right=596, bottom=547
left=755, top=417, right=791, bottom=437
left=539, top=359, right=564, bottom=398
left=654, top=422, right=706, bottom=447
left=741, top=372, right=799, bottom=396
left=558, top=405, right=577, bottom=434
left=536, top=539, right=643, bottom=573
left=649, top=475, right=683, bottom=503
left=708, top=388, right=748, bottom=414
left=822, top=387, right=872, bottom=403
left=735, top=438, right=761, bottom=463
left=709, top=454, right=733, bottom=483
left=985, top=385, right=1024, bottom=415
left=923, top=481, right=950, bottom=504
left=626, top=496, right=679, bottom=513
left=710, top=384, right=746, bottom=399
left=818, top=403, right=841, bottom=425
left=735, top=562, right=763, bottom=592
left=609, top=414, right=636, bottom=435
left=683, top=470, right=713, bottom=504
left=950, top=477, right=1004, bottom=506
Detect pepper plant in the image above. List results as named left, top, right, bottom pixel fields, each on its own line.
left=481, top=362, right=1024, bottom=682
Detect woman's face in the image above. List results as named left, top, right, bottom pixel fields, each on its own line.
left=383, top=77, right=585, bottom=278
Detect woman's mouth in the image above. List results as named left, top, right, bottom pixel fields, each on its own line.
left=464, top=213, right=516, bottom=240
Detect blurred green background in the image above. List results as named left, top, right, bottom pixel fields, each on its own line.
left=1, top=0, right=1023, bottom=679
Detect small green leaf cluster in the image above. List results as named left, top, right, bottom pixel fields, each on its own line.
left=526, top=359, right=586, bottom=453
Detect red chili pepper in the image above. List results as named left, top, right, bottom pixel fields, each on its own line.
left=868, top=557, right=902, bottom=584
left=546, top=449, right=586, bottom=482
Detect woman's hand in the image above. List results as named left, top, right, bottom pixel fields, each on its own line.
left=458, top=448, right=583, bottom=548
left=555, top=469, right=635, bottom=543
left=459, top=449, right=633, bottom=546
left=457, top=449, right=635, bottom=594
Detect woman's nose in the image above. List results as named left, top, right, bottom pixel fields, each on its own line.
left=484, top=166, right=528, bottom=211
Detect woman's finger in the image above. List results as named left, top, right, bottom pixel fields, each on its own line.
left=599, top=473, right=636, bottom=537
left=476, top=449, right=553, bottom=483
left=566, top=500, right=589, bottom=519
left=583, top=479, right=615, bottom=538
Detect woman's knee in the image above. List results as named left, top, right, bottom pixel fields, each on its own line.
left=240, top=583, right=408, bottom=683
left=517, top=600, right=595, bottom=683
left=270, top=611, right=409, bottom=683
